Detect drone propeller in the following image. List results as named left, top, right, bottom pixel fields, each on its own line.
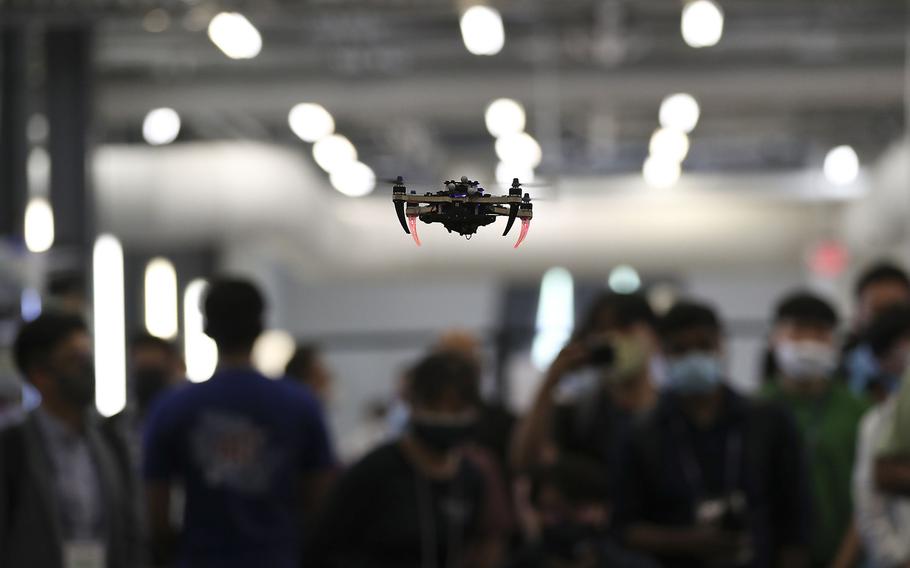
left=407, top=214, right=421, bottom=247
left=514, top=218, right=531, bottom=249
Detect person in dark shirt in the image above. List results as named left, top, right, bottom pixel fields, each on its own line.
left=311, top=351, right=503, bottom=568
left=285, top=343, right=333, bottom=405
left=617, top=300, right=811, bottom=568
left=509, top=455, right=658, bottom=568
left=143, top=278, right=335, bottom=568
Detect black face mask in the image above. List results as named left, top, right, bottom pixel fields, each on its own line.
left=410, top=418, right=475, bottom=454
left=541, top=522, right=602, bottom=560
left=56, top=362, right=96, bottom=410
left=134, top=368, right=170, bottom=411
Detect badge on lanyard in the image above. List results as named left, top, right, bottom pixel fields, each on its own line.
left=63, top=540, right=106, bottom=568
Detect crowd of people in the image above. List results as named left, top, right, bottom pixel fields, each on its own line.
left=3, top=264, right=910, bottom=568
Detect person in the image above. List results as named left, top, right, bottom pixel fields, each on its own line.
left=760, top=291, right=867, bottom=567
left=311, top=351, right=504, bottom=568
left=852, top=305, right=910, bottom=567
left=616, top=300, right=811, bottom=568
left=0, top=312, right=140, bottom=567
left=509, top=455, right=658, bottom=568
left=843, top=263, right=910, bottom=400
left=143, top=277, right=335, bottom=568
left=511, top=293, right=660, bottom=475
left=285, top=343, right=333, bottom=405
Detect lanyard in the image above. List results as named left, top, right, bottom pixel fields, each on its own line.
left=670, top=416, right=742, bottom=499
left=415, top=473, right=465, bottom=568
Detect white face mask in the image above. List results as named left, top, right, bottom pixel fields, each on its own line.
left=774, top=341, right=837, bottom=381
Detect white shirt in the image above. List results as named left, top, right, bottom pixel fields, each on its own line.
left=853, top=399, right=910, bottom=567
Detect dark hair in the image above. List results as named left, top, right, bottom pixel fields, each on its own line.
left=285, top=344, right=319, bottom=380
left=14, top=312, right=88, bottom=377
left=774, top=291, right=839, bottom=329
left=130, top=331, right=179, bottom=357
left=659, top=300, right=721, bottom=339
left=573, top=292, right=656, bottom=341
left=203, top=277, right=265, bottom=351
left=408, top=352, right=480, bottom=407
left=530, top=455, right=611, bottom=506
left=866, top=304, right=910, bottom=358
left=855, top=263, right=910, bottom=299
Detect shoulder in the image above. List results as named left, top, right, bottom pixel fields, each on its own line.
left=340, top=443, right=405, bottom=486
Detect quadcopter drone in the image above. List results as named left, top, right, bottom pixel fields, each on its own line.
left=391, top=176, right=533, bottom=248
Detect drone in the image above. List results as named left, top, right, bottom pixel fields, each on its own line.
left=391, top=176, right=533, bottom=248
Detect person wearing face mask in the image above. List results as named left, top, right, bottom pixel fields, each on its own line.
left=311, top=351, right=503, bottom=568
left=0, top=312, right=140, bottom=568
left=760, top=292, right=867, bottom=568
left=852, top=304, right=910, bottom=567
left=615, top=300, right=811, bottom=568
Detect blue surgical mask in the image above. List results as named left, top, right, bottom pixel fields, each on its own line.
left=667, top=352, right=722, bottom=394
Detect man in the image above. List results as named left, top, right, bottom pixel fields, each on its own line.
left=311, top=351, right=504, bottom=568
left=761, top=291, right=866, bottom=567
left=0, top=312, right=139, bottom=567
left=143, top=277, right=335, bottom=568
left=844, top=263, right=910, bottom=400
left=511, top=293, right=660, bottom=474
left=853, top=305, right=910, bottom=567
left=617, top=301, right=811, bottom=568
left=284, top=343, right=333, bottom=405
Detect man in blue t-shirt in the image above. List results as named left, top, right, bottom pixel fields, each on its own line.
left=143, top=278, right=335, bottom=568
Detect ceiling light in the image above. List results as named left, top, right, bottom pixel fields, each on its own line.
left=608, top=265, right=642, bottom=294
left=649, top=128, right=690, bottom=163
left=642, top=155, right=681, bottom=189
left=288, top=103, right=335, bottom=143
left=531, top=267, right=574, bottom=370
left=485, top=98, right=526, bottom=138
left=207, top=12, right=262, bottom=60
left=144, top=257, right=179, bottom=340
left=681, top=0, right=724, bottom=48
left=460, top=5, right=505, bottom=56
left=24, top=197, right=54, bottom=253
left=495, top=132, right=543, bottom=168
left=330, top=161, right=376, bottom=197
left=659, top=93, right=700, bottom=134
left=184, top=279, right=218, bottom=382
left=312, top=134, right=358, bottom=173
left=252, top=330, right=297, bottom=378
left=823, top=145, right=859, bottom=186
left=142, top=107, right=181, bottom=146
left=93, top=234, right=126, bottom=417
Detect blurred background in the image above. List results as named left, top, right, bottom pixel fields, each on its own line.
left=1, top=0, right=909, bottom=459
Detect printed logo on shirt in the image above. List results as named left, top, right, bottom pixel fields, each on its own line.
left=190, top=411, right=280, bottom=494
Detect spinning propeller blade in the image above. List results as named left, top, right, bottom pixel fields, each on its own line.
left=407, top=215, right=421, bottom=247
left=514, top=218, right=531, bottom=249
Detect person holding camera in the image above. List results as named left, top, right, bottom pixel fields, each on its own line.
left=511, top=293, right=661, bottom=479
left=615, top=301, right=811, bottom=568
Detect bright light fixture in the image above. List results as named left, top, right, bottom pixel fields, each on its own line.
left=460, top=5, right=505, bottom=56
left=24, top=197, right=54, bottom=253
left=144, top=257, right=179, bottom=340
left=93, top=234, right=126, bottom=417
left=608, top=265, right=642, bottom=294
left=681, top=0, right=724, bottom=48
left=823, top=145, right=859, bottom=186
left=485, top=98, right=526, bottom=138
left=659, top=93, right=700, bottom=134
left=531, top=267, right=574, bottom=370
left=142, top=107, right=181, bottom=146
left=312, top=134, right=358, bottom=173
left=288, top=103, right=335, bottom=143
left=330, top=161, right=376, bottom=197
left=184, top=279, right=218, bottom=382
left=495, top=161, right=535, bottom=187
left=252, top=330, right=297, bottom=378
left=495, top=132, right=543, bottom=168
left=649, top=128, right=690, bottom=163
left=207, top=12, right=262, bottom=59
left=642, top=155, right=681, bottom=189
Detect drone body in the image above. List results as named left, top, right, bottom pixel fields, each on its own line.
left=391, top=176, right=533, bottom=247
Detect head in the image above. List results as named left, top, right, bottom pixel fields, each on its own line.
left=405, top=352, right=481, bottom=454
left=530, top=456, right=611, bottom=559
left=660, top=300, right=724, bottom=395
left=433, top=330, right=483, bottom=367
left=130, top=332, right=184, bottom=411
left=771, top=291, right=839, bottom=387
left=285, top=344, right=332, bottom=402
left=855, top=263, right=910, bottom=331
left=203, top=277, right=265, bottom=355
left=14, top=312, right=95, bottom=412
left=575, top=292, right=657, bottom=346
left=866, top=304, right=910, bottom=383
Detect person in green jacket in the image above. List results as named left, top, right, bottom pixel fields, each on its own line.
left=762, top=291, right=868, bottom=568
